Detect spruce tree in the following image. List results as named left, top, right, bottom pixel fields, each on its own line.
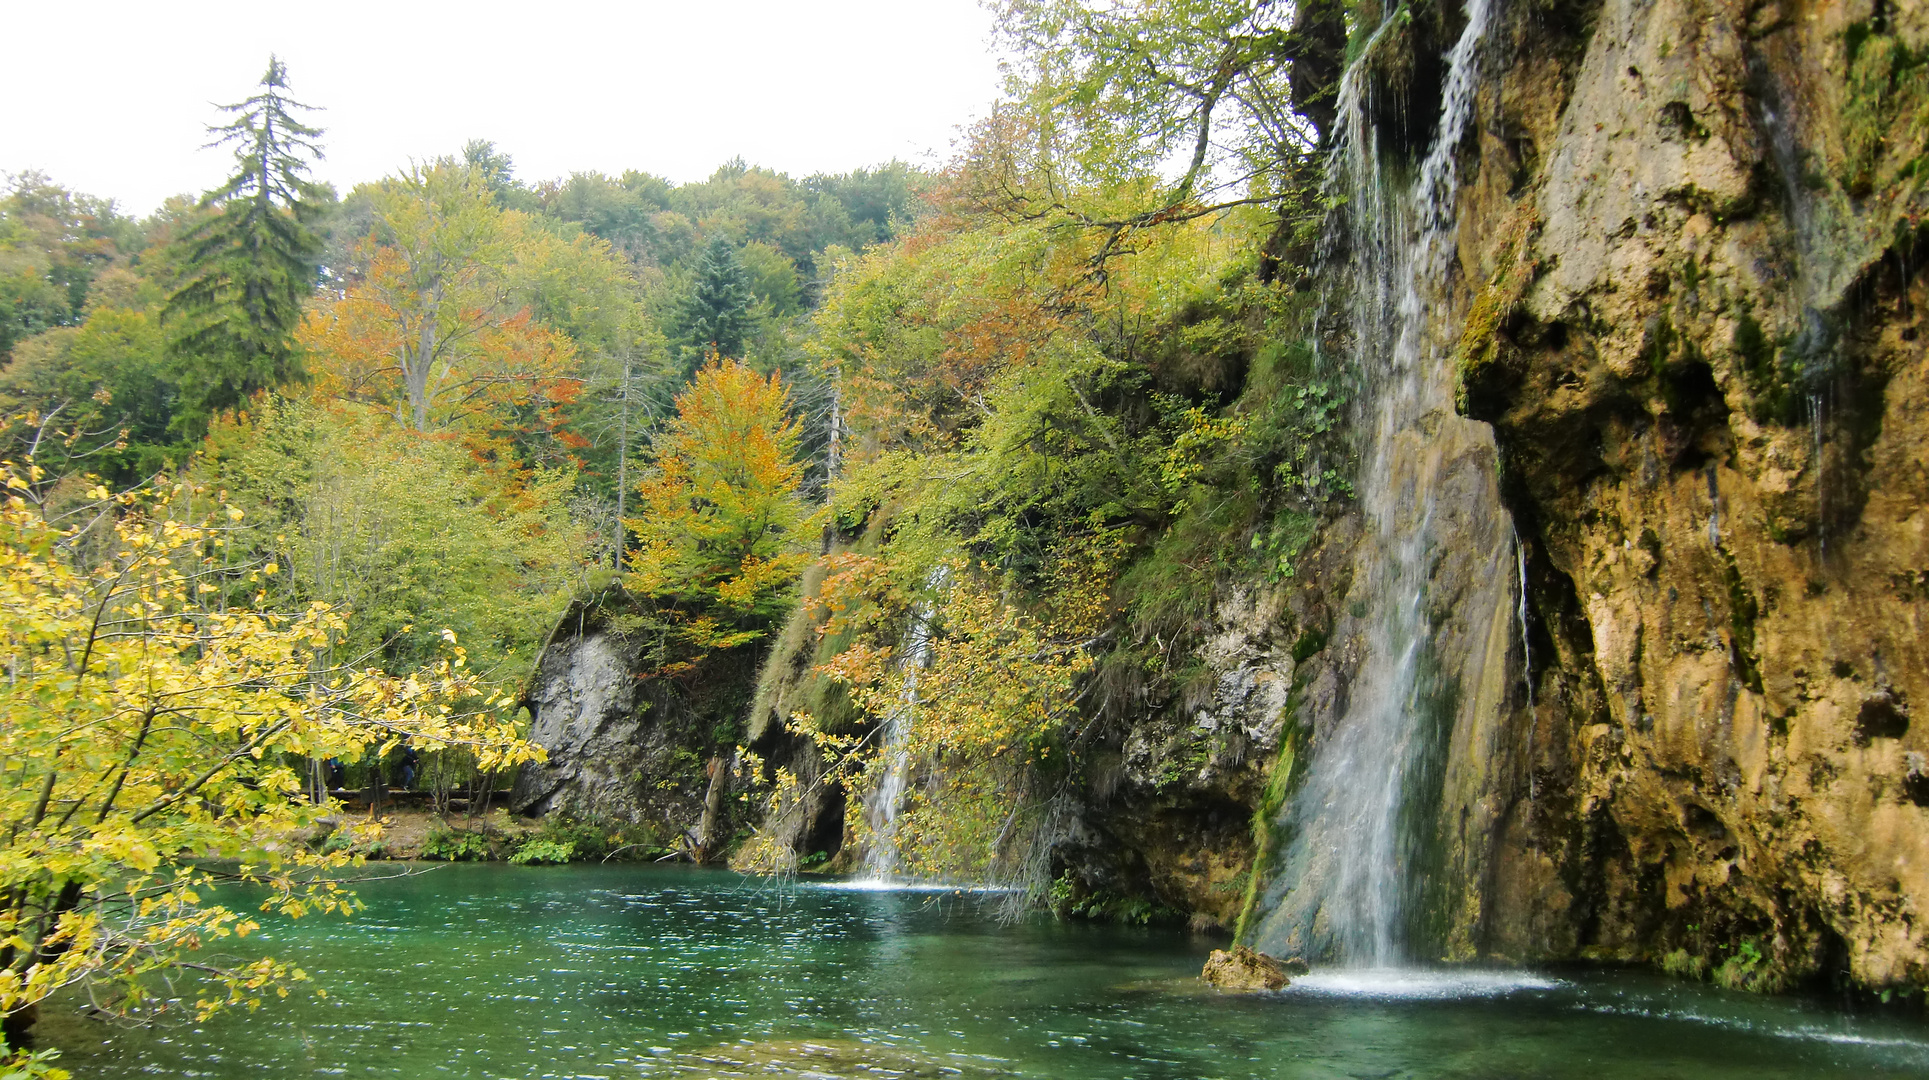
left=163, top=56, right=327, bottom=438
left=675, top=235, right=756, bottom=368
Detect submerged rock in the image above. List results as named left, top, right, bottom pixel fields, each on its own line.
left=1200, top=945, right=1300, bottom=991
left=653, top=1038, right=1012, bottom=1077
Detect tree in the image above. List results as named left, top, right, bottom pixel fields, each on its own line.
left=979, top=0, right=1341, bottom=268
left=565, top=326, right=674, bottom=564
left=673, top=236, right=756, bottom=367
left=0, top=460, right=539, bottom=1068
left=0, top=173, right=144, bottom=362
left=162, top=57, right=330, bottom=438
left=624, top=358, right=814, bottom=668
left=461, top=139, right=540, bottom=213
left=542, top=172, right=663, bottom=261
left=0, top=303, right=179, bottom=486
left=302, top=164, right=577, bottom=435
left=200, top=397, right=597, bottom=682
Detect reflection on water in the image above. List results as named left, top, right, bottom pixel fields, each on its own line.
left=41, top=864, right=1929, bottom=1079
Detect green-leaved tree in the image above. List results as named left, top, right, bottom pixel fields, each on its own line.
left=673, top=235, right=756, bottom=368
left=163, top=56, right=329, bottom=439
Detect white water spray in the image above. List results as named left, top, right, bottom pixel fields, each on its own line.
left=857, top=571, right=944, bottom=880
left=1253, top=0, right=1517, bottom=967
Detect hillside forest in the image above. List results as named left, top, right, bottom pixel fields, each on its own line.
left=0, top=0, right=1356, bottom=1049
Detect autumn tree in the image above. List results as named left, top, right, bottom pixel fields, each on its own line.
left=0, top=456, right=539, bottom=1069
left=624, top=358, right=813, bottom=666
left=300, top=163, right=606, bottom=439
left=162, top=57, right=331, bottom=438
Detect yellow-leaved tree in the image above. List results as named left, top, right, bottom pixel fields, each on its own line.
left=0, top=454, right=541, bottom=1073
left=622, top=357, right=815, bottom=674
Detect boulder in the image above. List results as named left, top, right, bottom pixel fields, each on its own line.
left=1200, top=945, right=1300, bottom=991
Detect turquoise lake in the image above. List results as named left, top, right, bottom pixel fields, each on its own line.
left=40, top=863, right=1929, bottom=1078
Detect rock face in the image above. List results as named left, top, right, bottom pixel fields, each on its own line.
left=510, top=590, right=760, bottom=849
left=1450, top=0, right=1929, bottom=990
left=1049, top=0, right=1929, bottom=994
left=513, top=627, right=641, bottom=820
left=1043, top=517, right=1361, bottom=933
left=1200, top=946, right=1298, bottom=991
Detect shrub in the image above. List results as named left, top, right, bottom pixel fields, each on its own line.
left=525, top=815, right=667, bottom=862
left=421, top=827, right=496, bottom=861
left=509, top=839, right=577, bottom=865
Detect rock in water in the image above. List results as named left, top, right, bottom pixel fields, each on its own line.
left=1200, top=945, right=1294, bottom=990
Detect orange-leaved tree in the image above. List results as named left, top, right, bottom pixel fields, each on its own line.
left=298, top=165, right=583, bottom=438
left=623, top=358, right=814, bottom=671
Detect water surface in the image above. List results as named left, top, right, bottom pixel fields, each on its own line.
left=43, top=864, right=1929, bottom=1078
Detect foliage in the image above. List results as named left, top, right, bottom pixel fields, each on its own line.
left=199, top=397, right=595, bottom=682
left=1841, top=20, right=1929, bottom=197
left=0, top=306, right=178, bottom=486
left=0, top=1043, right=66, bottom=1079
left=0, top=173, right=144, bottom=363
left=162, top=57, right=331, bottom=438
left=994, top=0, right=1315, bottom=199
left=822, top=562, right=1102, bottom=761
left=671, top=236, right=757, bottom=369
left=622, top=358, right=814, bottom=672
left=507, top=839, right=577, bottom=865
left=804, top=559, right=1105, bottom=882
left=420, top=827, right=497, bottom=861
left=302, top=163, right=601, bottom=437
left=0, top=452, right=541, bottom=1040
left=1049, top=872, right=1179, bottom=924
left=521, top=815, right=666, bottom=862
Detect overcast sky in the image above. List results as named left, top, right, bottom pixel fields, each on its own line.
left=2, top=0, right=1005, bottom=217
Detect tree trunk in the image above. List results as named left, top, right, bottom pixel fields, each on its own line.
left=614, top=353, right=630, bottom=567
left=694, top=754, right=731, bottom=863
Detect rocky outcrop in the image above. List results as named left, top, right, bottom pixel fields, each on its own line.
left=510, top=589, right=762, bottom=851
left=513, top=623, right=642, bottom=819
left=1045, top=517, right=1360, bottom=932
left=1452, top=0, right=1929, bottom=991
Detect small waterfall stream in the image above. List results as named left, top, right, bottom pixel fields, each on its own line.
left=858, top=577, right=941, bottom=880
left=1253, top=0, right=1519, bottom=966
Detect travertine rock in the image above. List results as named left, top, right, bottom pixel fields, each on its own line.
left=1201, top=946, right=1299, bottom=991
left=1455, top=0, right=1929, bottom=991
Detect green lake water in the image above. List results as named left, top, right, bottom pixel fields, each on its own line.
left=40, top=863, right=1929, bottom=1078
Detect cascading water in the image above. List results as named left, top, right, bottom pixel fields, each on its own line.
left=1251, top=0, right=1523, bottom=967
left=857, top=576, right=941, bottom=880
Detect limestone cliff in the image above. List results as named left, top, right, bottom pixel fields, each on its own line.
left=1455, top=0, right=1929, bottom=991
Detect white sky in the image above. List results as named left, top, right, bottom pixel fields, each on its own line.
left=1, top=0, right=1006, bottom=217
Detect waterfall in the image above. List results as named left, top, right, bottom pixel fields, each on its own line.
left=858, top=573, right=942, bottom=880
left=1251, top=0, right=1519, bottom=967
left=1516, top=529, right=1536, bottom=799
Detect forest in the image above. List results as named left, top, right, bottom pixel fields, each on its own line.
left=9, top=0, right=1929, bottom=1074
left=0, top=1, right=1341, bottom=1052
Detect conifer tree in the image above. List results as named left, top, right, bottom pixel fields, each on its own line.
left=675, top=235, right=756, bottom=367
left=163, top=56, right=328, bottom=438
